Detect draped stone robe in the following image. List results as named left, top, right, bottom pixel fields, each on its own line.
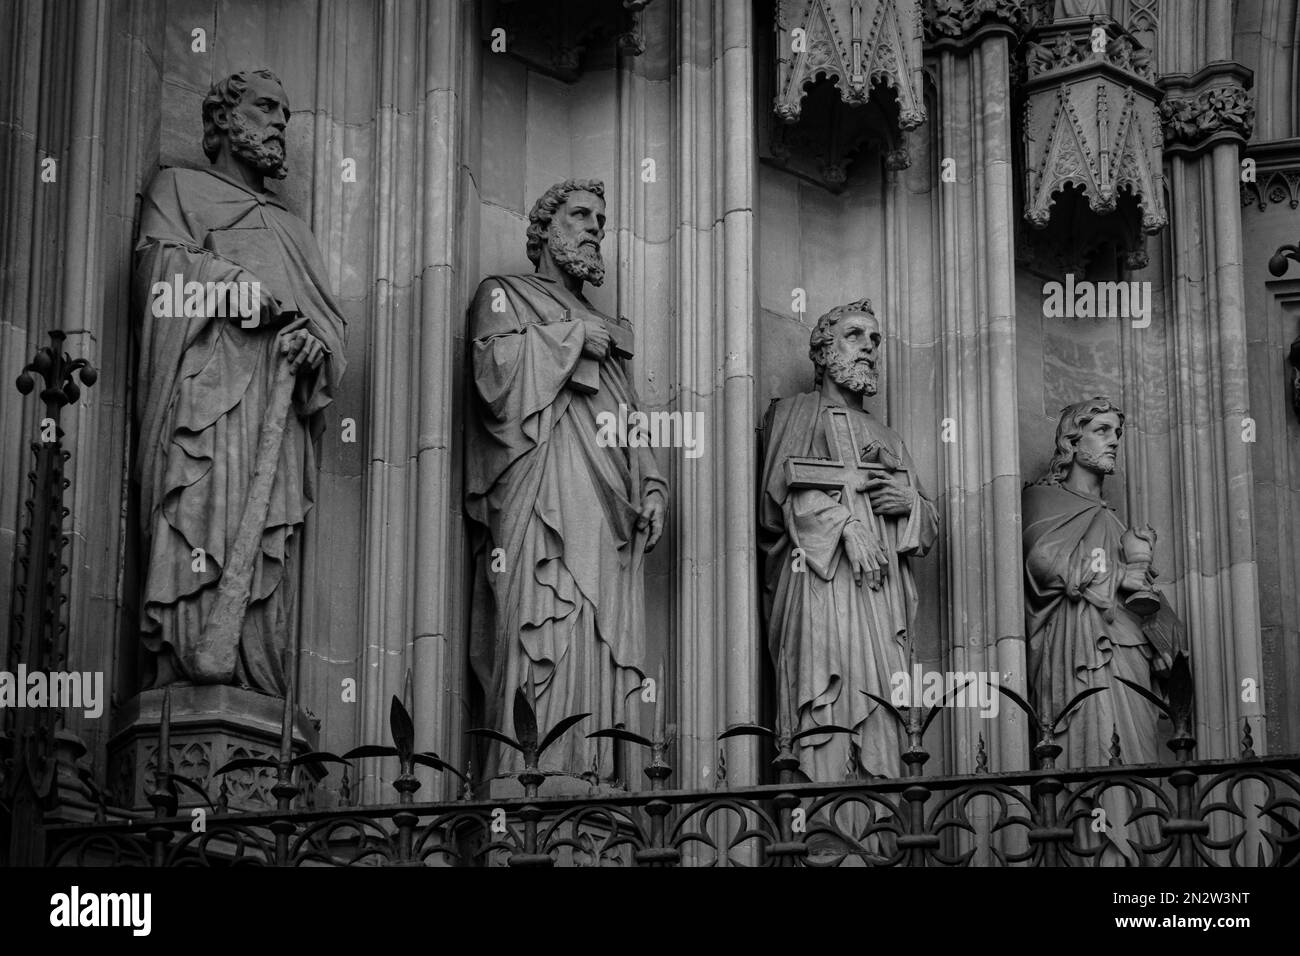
left=466, top=274, right=667, bottom=780
left=1022, top=482, right=1174, bottom=862
left=133, top=167, right=347, bottom=696
left=1022, top=482, right=1165, bottom=766
left=760, top=392, right=938, bottom=781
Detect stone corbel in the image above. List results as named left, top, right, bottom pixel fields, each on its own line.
left=1159, top=62, right=1255, bottom=157
left=773, top=0, right=927, bottom=132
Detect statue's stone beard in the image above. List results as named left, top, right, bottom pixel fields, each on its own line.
left=227, top=112, right=288, bottom=180
left=821, top=351, right=879, bottom=396
left=548, top=228, right=605, bottom=286
left=1074, top=445, right=1116, bottom=475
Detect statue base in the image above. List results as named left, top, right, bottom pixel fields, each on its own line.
left=106, top=685, right=321, bottom=813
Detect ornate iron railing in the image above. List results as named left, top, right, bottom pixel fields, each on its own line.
left=42, top=752, right=1300, bottom=867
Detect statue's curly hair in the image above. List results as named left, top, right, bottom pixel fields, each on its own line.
left=202, top=69, right=290, bottom=162
left=526, top=179, right=605, bottom=267
left=1034, top=396, right=1126, bottom=486
left=809, top=298, right=875, bottom=386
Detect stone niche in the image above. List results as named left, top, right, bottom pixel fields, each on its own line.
left=1020, top=13, right=1167, bottom=273
left=107, top=686, right=322, bottom=813
left=764, top=0, right=927, bottom=191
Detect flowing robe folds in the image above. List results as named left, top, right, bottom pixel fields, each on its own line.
left=760, top=393, right=938, bottom=780
left=1022, top=483, right=1171, bottom=764
left=1022, top=483, right=1176, bottom=862
left=466, top=275, right=666, bottom=779
left=133, top=167, right=347, bottom=695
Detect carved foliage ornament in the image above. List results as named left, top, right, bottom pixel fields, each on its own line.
left=774, top=0, right=927, bottom=131
left=923, top=0, right=1034, bottom=44
left=1025, top=29, right=1153, bottom=81
left=1160, top=84, right=1255, bottom=152
left=1022, top=17, right=1166, bottom=236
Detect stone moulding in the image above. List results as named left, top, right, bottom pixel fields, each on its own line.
left=1021, top=16, right=1167, bottom=237
left=1241, top=169, right=1300, bottom=212
left=773, top=0, right=927, bottom=132
left=1159, top=62, right=1255, bottom=157
left=1240, top=139, right=1300, bottom=211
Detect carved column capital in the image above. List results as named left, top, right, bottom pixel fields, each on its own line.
left=1159, top=62, right=1255, bottom=157
left=923, top=0, right=1036, bottom=49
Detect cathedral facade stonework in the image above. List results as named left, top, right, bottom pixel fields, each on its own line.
left=3, top=0, right=1300, bottom=874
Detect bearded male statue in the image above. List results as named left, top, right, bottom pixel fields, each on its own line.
left=133, top=69, right=346, bottom=695
left=760, top=299, right=938, bottom=782
left=466, top=179, right=667, bottom=783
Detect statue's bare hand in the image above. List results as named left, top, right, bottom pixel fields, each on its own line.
left=842, top=519, right=887, bottom=590
left=866, top=476, right=912, bottom=516
left=277, top=320, right=326, bottom=374
left=1119, top=563, right=1151, bottom=594
left=581, top=319, right=611, bottom=361
left=637, top=492, right=666, bottom=552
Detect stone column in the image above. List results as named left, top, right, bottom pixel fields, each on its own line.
left=1154, top=0, right=1264, bottom=757
left=670, top=0, right=762, bottom=794
left=924, top=3, right=1032, bottom=777
left=356, top=0, right=474, bottom=803
left=614, top=2, right=675, bottom=783
left=0, top=0, right=161, bottom=772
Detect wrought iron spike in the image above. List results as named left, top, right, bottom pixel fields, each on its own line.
left=1241, top=718, right=1255, bottom=758
left=1108, top=723, right=1123, bottom=766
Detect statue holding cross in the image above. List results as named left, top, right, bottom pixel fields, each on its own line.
left=759, top=299, right=938, bottom=782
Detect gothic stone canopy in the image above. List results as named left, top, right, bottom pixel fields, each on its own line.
left=773, top=0, right=927, bottom=131
left=1021, top=14, right=1167, bottom=238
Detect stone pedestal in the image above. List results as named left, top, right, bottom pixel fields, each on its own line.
left=106, top=685, right=321, bottom=813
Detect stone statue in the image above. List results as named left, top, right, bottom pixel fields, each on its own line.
left=133, top=69, right=347, bottom=696
left=760, top=300, right=938, bottom=782
left=1022, top=397, right=1183, bottom=772
left=466, top=179, right=667, bottom=782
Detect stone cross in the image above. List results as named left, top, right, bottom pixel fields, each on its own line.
left=783, top=406, right=908, bottom=542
